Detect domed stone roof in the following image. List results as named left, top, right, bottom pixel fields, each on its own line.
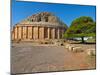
left=17, top=12, right=67, bottom=28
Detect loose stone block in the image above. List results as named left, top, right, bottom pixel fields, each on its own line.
left=65, top=44, right=70, bottom=49
left=86, top=49, right=96, bottom=56
left=65, top=44, right=75, bottom=51
left=68, top=46, right=74, bottom=51
left=72, top=47, right=83, bottom=53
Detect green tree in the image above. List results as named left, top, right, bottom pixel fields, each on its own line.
left=64, top=16, right=96, bottom=43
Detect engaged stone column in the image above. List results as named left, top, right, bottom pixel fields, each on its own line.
left=55, top=28, right=57, bottom=39
left=57, top=28, right=60, bottom=39
left=39, top=27, right=41, bottom=39
left=52, top=28, right=55, bottom=39
left=28, top=26, right=32, bottom=39
left=61, top=28, right=64, bottom=39
left=50, top=28, right=53, bottom=39
left=21, top=26, right=23, bottom=39
left=48, top=27, right=50, bottom=39
left=39, top=27, right=44, bottom=39
left=34, top=26, right=39, bottom=40
left=23, top=26, right=27, bottom=39
left=26, top=26, right=28, bottom=39
left=32, top=26, right=34, bottom=39
left=12, top=31, right=15, bottom=40
left=18, top=26, right=22, bottom=39
left=41, top=27, right=44, bottom=39
left=14, top=26, right=18, bottom=40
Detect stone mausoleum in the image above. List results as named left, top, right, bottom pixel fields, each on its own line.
left=11, top=12, right=67, bottom=41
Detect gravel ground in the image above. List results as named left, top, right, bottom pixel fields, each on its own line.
left=11, top=42, right=96, bottom=74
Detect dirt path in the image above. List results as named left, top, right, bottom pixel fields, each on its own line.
left=11, top=43, right=96, bottom=74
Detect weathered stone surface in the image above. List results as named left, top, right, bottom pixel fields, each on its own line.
left=25, top=12, right=66, bottom=26
left=48, top=16, right=58, bottom=23
left=11, top=12, right=67, bottom=41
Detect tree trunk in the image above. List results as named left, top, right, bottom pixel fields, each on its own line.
left=81, top=37, right=85, bottom=43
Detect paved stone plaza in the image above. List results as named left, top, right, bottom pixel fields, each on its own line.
left=11, top=42, right=96, bottom=74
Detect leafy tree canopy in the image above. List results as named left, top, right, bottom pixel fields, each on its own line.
left=64, top=16, right=96, bottom=43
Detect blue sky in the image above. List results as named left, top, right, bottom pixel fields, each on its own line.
left=12, top=0, right=96, bottom=26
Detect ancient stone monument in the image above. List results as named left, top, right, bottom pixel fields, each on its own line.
left=11, top=12, right=67, bottom=41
